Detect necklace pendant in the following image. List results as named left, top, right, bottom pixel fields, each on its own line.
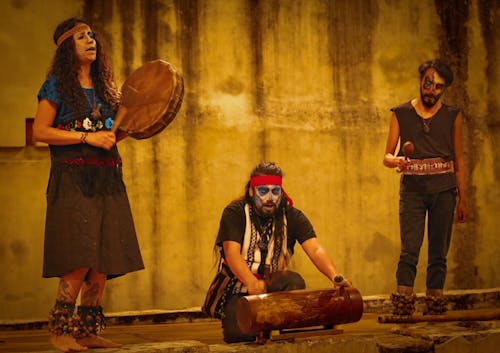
left=91, top=103, right=102, bottom=120
left=422, top=117, right=432, bottom=134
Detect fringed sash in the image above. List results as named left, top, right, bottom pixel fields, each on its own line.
left=236, top=203, right=288, bottom=293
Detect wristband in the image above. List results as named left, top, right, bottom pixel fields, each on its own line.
left=81, top=132, right=88, bottom=144
left=333, top=274, right=344, bottom=284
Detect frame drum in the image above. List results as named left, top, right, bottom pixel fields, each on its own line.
left=115, top=60, right=184, bottom=139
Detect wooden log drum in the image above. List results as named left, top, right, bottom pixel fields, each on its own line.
left=236, top=287, right=363, bottom=334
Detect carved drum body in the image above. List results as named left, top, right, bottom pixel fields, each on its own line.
left=236, top=287, right=363, bottom=334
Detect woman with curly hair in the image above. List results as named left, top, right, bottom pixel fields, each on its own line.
left=33, top=17, right=144, bottom=352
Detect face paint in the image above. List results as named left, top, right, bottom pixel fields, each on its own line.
left=252, top=184, right=282, bottom=216
left=256, top=186, right=282, bottom=198
left=73, top=24, right=97, bottom=64
left=420, top=69, right=446, bottom=108
left=423, top=76, right=446, bottom=91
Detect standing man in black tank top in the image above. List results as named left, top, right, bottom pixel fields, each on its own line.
left=383, top=60, right=467, bottom=316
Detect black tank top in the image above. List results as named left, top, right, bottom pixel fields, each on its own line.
left=391, top=101, right=460, bottom=193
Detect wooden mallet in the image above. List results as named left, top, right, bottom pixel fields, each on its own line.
left=402, top=141, right=414, bottom=160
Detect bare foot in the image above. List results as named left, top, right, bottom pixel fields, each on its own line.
left=50, top=334, right=88, bottom=352
left=76, top=334, right=122, bottom=348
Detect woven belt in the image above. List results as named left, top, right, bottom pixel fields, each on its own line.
left=403, top=158, right=454, bottom=175
left=62, top=157, right=122, bottom=167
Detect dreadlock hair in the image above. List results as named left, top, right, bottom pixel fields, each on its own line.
left=418, top=59, right=454, bottom=86
left=49, top=17, right=120, bottom=117
left=246, top=162, right=288, bottom=270
left=212, top=162, right=289, bottom=269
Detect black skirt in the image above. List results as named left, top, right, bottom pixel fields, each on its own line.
left=42, top=144, right=144, bottom=279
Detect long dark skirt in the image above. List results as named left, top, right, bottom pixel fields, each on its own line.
left=42, top=145, right=144, bottom=279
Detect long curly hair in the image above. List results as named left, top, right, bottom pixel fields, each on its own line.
left=48, top=17, right=120, bottom=116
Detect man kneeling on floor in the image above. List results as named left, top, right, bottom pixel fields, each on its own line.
left=202, top=162, right=351, bottom=343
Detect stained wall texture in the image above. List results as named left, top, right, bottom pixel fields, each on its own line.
left=0, top=0, right=498, bottom=321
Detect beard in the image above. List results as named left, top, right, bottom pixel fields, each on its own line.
left=256, top=202, right=277, bottom=217
left=253, top=195, right=279, bottom=217
left=420, top=90, right=441, bottom=108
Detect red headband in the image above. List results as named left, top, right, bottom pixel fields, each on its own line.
left=250, top=175, right=282, bottom=187
left=250, top=175, right=293, bottom=206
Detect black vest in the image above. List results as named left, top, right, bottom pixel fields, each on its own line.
left=391, top=101, right=460, bottom=193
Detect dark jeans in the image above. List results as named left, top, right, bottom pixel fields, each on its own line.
left=396, top=189, right=457, bottom=289
left=221, top=270, right=306, bottom=343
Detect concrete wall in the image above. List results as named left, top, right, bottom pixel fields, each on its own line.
left=0, top=0, right=498, bottom=321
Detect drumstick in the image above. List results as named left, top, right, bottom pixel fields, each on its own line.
left=111, top=106, right=128, bottom=134
left=396, top=141, right=414, bottom=173
left=402, top=141, right=414, bottom=160
left=111, top=84, right=139, bottom=133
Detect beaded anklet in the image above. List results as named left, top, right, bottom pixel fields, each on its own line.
left=391, top=292, right=417, bottom=316
left=424, top=295, right=448, bottom=315
left=48, top=301, right=78, bottom=336
left=72, top=305, right=106, bottom=338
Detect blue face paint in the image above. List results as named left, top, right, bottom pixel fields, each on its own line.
left=256, top=186, right=281, bottom=197
left=252, top=185, right=282, bottom=216
left=253, top=193, right=264, bottom=208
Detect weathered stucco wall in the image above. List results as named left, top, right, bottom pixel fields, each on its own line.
left=0, top=0, right=498, bottom=321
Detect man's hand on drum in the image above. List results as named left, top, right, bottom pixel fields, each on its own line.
left=86, top=130, right=116, bottom=150
left=247, top=278, right=267, bottom=295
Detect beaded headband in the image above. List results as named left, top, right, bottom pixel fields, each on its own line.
left=56, top=23, right=89, bottom=47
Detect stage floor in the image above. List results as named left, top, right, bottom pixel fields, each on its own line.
left=1, top=311, right=499, bottom=353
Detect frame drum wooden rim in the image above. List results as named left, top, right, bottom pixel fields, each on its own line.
left=117, top=60, right=184, bottom=139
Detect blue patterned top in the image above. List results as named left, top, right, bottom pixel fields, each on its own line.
left=37, top=75, right=116, bottom=132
